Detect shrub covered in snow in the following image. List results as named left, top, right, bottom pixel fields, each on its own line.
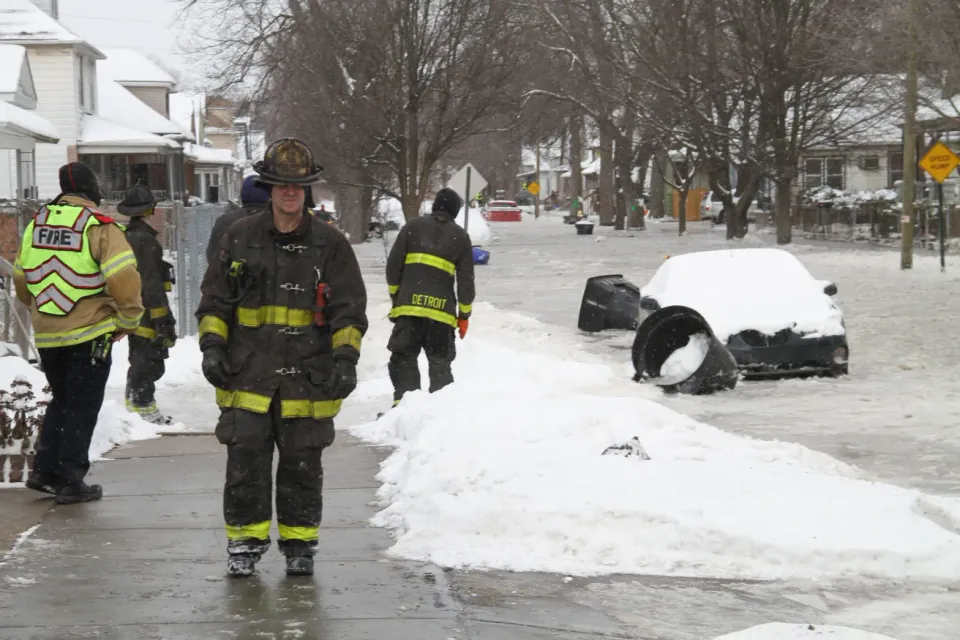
left=801, top=186, right=898, bottom=207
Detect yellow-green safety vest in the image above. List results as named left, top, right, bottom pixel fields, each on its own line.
left=18, top=205, right=106, bottom=315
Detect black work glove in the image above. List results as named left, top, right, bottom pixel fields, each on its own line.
left=152, top=321, right=177, bottom=349
left=201, top=347, right=231, bottom=388
left=333, top=357, right=357, bottom=399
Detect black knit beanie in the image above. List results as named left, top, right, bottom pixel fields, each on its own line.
left=432, top=188, right=463, bottom=218
left=58, top=162, right=102, bottom=206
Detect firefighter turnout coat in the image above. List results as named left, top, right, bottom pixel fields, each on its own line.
left=14, top=195, right=143, bottom=347
left=124, top=217, right=174, bottom=342
left=196, top=210, right=368, bottom=420
left=386, top=212, right=475, bottom=326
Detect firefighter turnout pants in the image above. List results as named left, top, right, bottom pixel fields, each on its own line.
left=35, top=340, right=112, bottom=486
left=125, top=335, right=166, bottom=411
left=387, top=316, right=456, bottom=404
left=215, top=394, right=335, bottom=555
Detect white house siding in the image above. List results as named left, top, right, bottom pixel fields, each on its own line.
left=127, top=86, right=168, bottom=118
left=799, top=146, right=900, bottom=195
left=26, top=46, right=78, bottom=199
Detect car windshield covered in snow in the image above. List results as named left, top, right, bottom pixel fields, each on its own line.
left=488, top=201, right=517, bottom=208
left=642, top=248, right=844, bottom=341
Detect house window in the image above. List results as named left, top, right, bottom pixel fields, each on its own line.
left=77, top=56, right=96, bottom=113
left=803, top=157, right=845, bottom=190
left=889, top=151, right=903, bottom=187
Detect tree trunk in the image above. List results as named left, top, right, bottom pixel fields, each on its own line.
left=775, top=179, right=793, bottom=244
left=360, top=185, right=373, bottom=242
left=632, top=145, right=653, bottom=230
left=338, top=184, right=366, bottom=243
left=598, top=119, right=615, bottom=226
left=401, top=193, right=420, bottom=220
left=570, top=114, right=583, bottom=208
left=678, top=188, right=688, bottom=235
left=651, top=149, right=669, bottom=218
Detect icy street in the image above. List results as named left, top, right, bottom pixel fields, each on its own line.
left=3, top=213, right=959, bottom=639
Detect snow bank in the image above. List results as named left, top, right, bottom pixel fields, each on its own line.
left=643, top=248, right=845, bottom=341
left=0, top=355, right=158, bottom=471
left=714, top=623, right=897, bottom=640
left=350, top=303, right=960, bottom=582
left=456, top=206, right=492, bottom=246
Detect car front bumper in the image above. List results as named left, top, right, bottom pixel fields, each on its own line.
left=726, top=332, right=848, bottom=376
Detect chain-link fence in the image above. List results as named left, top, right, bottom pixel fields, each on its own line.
left=794, top=202, right=960, bottom=247
left=165, top=203, right=232, bottom=338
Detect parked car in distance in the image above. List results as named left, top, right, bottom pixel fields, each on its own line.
left=638, top=248, right=848, bottom=378
left=484, top=200, right=523, bottom=222
left=699, top=192, right=759, bottom=224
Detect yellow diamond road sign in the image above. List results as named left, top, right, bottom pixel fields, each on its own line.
left=919, top=141, right=960, bottom=184
left=528, top=181, right=540, bottom=196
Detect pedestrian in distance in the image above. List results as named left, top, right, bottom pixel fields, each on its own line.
left=13, top=162, right=143, bottom=504
left=383, top=187, right=476, bottom=413
left=196, top=138, right=368, bottom=578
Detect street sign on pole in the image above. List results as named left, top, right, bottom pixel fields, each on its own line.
left=918, top=140, right=959, bottom=272
left=447, top=163, right=488, bottom=204
left=528, top=182, right=540, bottom=197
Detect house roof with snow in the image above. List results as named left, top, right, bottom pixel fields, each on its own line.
left=184, top=142, right=236, bottom=166
left=168, top=91, right=203, bottom=137
left=0, top=0, right=103, bottom=58
left=98, top=48, right=178, bottom=90
left=0, top=44, right=35, bottom=109
left=0, top=100, right=58, bottom=144
left=78, top=114, right=180, bottom=154
left=97, top=77, right=193, bottom=141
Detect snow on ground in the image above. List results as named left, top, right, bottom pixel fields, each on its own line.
left=103, top=335, right=218, bottom=433
left=347, top=299, right=960, bottom=582
left=713, top=623, right=897, bottom=640
left=0, top=354, right=160, bottom=469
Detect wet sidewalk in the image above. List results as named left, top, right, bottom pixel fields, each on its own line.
left=0, top=434, right=467, bottom=640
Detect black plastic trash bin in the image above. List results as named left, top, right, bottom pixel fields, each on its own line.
left=631, top=305, right=738, bottom=395
left=576, top=221, right=595, bottom=235
left=577, top=275, right=641, bottom=332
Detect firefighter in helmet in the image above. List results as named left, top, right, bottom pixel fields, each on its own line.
left=119, top=183, right=177, bottom=425
left=196, top=138, right=368, bottom=577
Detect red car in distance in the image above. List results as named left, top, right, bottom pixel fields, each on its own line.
left=484, top=200, right=523, bottom=222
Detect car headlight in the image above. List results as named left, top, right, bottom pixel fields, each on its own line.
left=833, top=347, right=849, bottom=364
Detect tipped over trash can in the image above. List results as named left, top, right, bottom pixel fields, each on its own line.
left=632, top=305, right=738, bottom=394
left=578, top=274, right=641, bottom=332
left=472, top=247, right=490, bottom=265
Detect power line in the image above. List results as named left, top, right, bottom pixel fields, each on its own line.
left=59, top=14, right=174, bottom=26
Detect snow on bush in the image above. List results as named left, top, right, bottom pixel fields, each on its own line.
left=350, top=303, right=960, bottom=582
left=802, top=186, right=899, bottom=207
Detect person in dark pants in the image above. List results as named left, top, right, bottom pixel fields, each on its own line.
left=385, top=187, right=475, bottom=409
left=196, top=138, right=368, bottom=578
left=119, top=184, right=177, bottom=425
left=204, top=176, right=271, bottom=265
left=13, top=163, right=143, bottom=504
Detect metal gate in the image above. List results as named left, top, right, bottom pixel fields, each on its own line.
left=167, top=203, right=231, bottom=338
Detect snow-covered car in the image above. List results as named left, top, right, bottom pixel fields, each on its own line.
left=638, top=248, right=849, bottom=377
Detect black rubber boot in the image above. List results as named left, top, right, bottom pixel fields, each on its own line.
left=25, top=472, right=63, bottom=496
left=226, top=538, right=270, bottom=578
left=55, top=482, right=103, bottom=505
left=285, top=555, right=314, bottom=576
left=278, top=539, right=317, bottom=577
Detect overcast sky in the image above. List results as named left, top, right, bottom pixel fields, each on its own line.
left=58, top=0, right=203, bottom=87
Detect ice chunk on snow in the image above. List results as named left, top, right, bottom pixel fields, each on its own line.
left=349, top=302, right=960, bottom=582
left=713, top=623, right=898, bottom=640
left=658, top=333, right=709, bottom=384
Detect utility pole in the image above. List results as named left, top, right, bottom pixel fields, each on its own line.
left=901, top=0, right=919, bottom=270
left=534, top=141, right=541, bottom=219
